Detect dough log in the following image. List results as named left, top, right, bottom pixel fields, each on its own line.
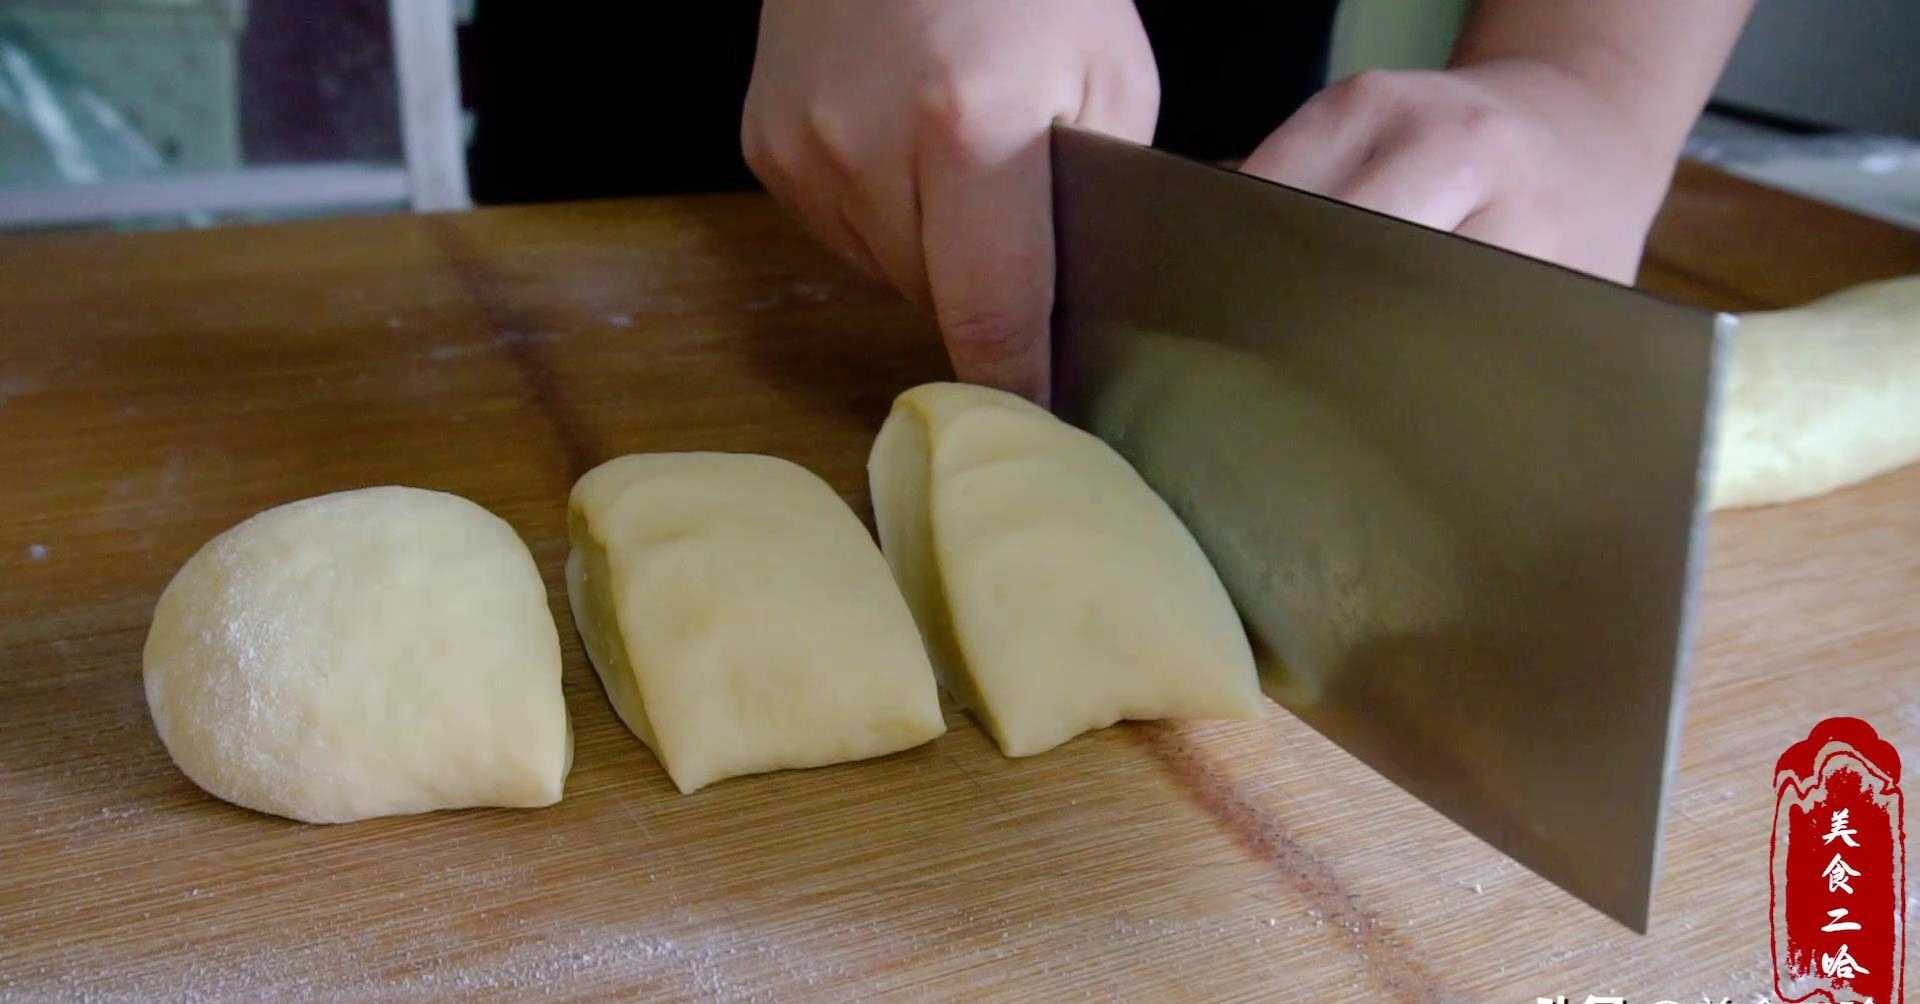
left=868, top=382, right=1264, bottom=758
left=1713, top=274, right=1920, bottom=510
left=567, top=452, right=944, bottom=794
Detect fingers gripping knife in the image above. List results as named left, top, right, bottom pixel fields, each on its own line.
left=1049, top=124, right=1734, bottom=931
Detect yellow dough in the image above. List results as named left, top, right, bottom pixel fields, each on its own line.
left=143, top=487, right=571, bottom=824
left=566, top=453, right=944, bottom=793
left=1082, top=329, right=1465, bottom=708
left=1713, top=274, right=1920, bottom=509
left=868, top=383, right=1264, bottom=758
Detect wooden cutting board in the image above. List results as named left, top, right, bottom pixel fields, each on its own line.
left=2, top=164, right=1916, bottom=1002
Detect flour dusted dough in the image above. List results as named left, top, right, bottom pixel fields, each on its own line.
left=1712, top=274, right=1920, bottom=510
left=143, top=486, right=571, bottom=824
left=868, top=383, right=1263, bottom=758
left=566, top=453, right=944, bottom=794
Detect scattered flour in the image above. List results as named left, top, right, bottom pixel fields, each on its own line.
left=9, top=923, right=845, bottom=1003
left=0, top=375, right=39, bottom=406
left=790, top=281, right=833, bottom=304
left=426, top=343, right=482, bottom=362
left=740, top=280, right=840, bottom=313
left=427, top=330, right=562, bottom=362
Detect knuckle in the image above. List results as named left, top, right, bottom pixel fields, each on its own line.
left=739, top=121, right=771, bottom=171
left=1457, top=104, right=1522, bottom=150
left=757, top=131, right=807, bottom=178
left=1333, top=69, right=1406, bottom=110
left=1136, top=66, right=1164, bottom=110
left=916, top=73, right=1019, bottom=151
left=803, top=100, right=857, bottom=167
left=940, top=306, right=1039, bottom=364
left=739, top=86, right=775, bottom=161
left=1109, top=62, right=1162, bottom=118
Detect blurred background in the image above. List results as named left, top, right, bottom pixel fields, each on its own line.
left=0, top=0, right=1913, bottom=233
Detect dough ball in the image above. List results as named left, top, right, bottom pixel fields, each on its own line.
left=567, top=453, right=944, bottom=794
left=869, top=382, right=1264, bottom=758
left=143, top=486, right=572, bottom=823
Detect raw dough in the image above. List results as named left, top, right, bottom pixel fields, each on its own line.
left=1083, top=329, right=1464, bottom=708
left=868, top=382, right=1264, bottom=758
left=143, top=486, right=571, bottom=824
left=1713, top=274, right=1920, bottom=509
left=566, top=452, right=944, bottom=794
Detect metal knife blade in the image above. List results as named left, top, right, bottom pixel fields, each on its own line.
left=1049, top=123, right=1733, bottom=932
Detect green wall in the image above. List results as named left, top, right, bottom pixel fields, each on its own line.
left=1328, top=0, right=1473, bottom=80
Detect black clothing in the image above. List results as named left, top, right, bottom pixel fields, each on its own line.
left=462, top=3, right=1340, bottom=203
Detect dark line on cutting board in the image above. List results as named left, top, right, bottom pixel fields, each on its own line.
left=1127, top=721, right=1444, bottom=1003
left=423, top=216, right=602, bottom=482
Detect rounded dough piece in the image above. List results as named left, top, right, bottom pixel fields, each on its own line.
left=143, top=486, right=572, bottom=823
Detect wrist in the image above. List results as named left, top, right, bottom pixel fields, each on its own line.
left=1451, top=47, right=1692, bottom=165
left=1450, top=56, right=1678, bottom=194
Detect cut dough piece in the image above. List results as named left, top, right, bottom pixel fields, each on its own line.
left=1713, top=274, right=1920, bottom=509
left=566, top=452, right=943, bottom=794
left=1083, top=329, right=1464, bottom=709
left=869, top=382, right=1264, bottom=758
left=143, top=486, right=571, bottom=824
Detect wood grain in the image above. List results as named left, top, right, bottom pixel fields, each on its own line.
left=2, top=167, right=1916, bottom=1002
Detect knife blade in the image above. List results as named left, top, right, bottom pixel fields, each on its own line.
left=1049, top=123, right=1733, bottom=932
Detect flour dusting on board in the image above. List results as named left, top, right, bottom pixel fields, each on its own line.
left=7, top=923, right=844, bottom=1002
left=0, top=375, right=39, bottom=406
left=1896, top=697, right=1920, bottom=733
left=426, top=329, right=564, bottom=362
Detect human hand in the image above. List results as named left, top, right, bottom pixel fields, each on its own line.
left=1241, top=59, right=1679, bottom=284
left=741, top=0, right=1159, bottom=400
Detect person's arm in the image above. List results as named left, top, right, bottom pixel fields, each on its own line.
left=1243, top=0, right=1756, bottom=283
left=741, top=0, right=1158, bottom=402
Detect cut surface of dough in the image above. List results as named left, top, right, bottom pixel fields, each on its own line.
left=567, top=452, right=944, bottom=794
left=1713, top=274, right=1920, bottom=509
left=1083, top=329, right=1464, bottom=708
left=143, top=486, right=572, bottom=824
left=869, top=382, right=1264, bottom=758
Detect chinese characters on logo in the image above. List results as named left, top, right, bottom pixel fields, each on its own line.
left=1769, top=717, right=1905, bottom=1004
left=1534, top=996, right=1731, bottom=1004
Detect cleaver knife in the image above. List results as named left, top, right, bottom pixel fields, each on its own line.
left=1049, top=123, right=1734, bottom=932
